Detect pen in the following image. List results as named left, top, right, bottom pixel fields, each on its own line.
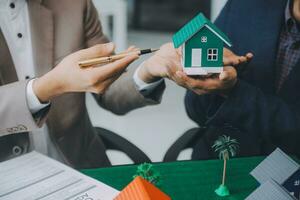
left=79, top=48, right=159, bottom=68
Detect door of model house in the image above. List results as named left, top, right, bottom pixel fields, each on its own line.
left=191, top=48, right=202, bottom=67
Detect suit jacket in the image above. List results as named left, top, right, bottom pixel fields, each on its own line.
left=185, top=0, right=300, bottom=158
left=0, top=0, right=165, bottom=168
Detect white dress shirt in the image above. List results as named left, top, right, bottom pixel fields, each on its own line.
left=0, top=0, right=34, bottom=80
left=0, top=0, right=162, bottom=162
left=133, top=63, right=163, bottom=95
left=0, top=0, right=61, bottom=161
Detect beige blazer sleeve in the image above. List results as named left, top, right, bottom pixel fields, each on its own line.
left=98, top=69, right=166, bottom=115
left=0, top=80, right=47, bottom=136
left=84, top=0, right=165, bottom=115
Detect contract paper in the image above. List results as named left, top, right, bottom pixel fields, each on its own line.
left=0, top=151, right=119, bottom=200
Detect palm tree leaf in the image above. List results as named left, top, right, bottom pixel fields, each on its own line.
left=212, top=135, right=239, bottom=160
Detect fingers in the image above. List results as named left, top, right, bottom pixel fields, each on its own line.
left=173, top=71, right=188, bottom=86
left=223, top=52, right=253, bottom=66
left=92, top=54, right=139, bottom=80
left=175, top=71, right=216, bottom=90
left=174, top=71, right=210, bottom=94
left=238, top=56, right=247, bottom=63
left=126, top=46, right=139, bottom=53
left=175, top=46, right=183, bottom=57
left=90, top=75, right=120, bottom=94
left=219, top=66, right=237, bottom=81
left=160, top=43, right=174, bottom=50
left=238, top=52, right=253, bottom=64
left=175, top=67, right=236, bottom=92
left=80, top=43, right=115, bottom=59
left=219, top=71, right=229, bottom=81
left=223, top=47, right=253, bottom=66
left=246, top=52, right=254, bottom=60
left=223, top=55, right=239, bottom=66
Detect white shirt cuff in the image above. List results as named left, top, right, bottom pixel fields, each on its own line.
left=133, top=63, right=163, bottom=94
left=26, top=79, right=50, bottom=114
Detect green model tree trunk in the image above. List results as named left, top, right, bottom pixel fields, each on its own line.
left=212, top=135, right=239, bottom=197
left=222, top=152, right=229, bottom=186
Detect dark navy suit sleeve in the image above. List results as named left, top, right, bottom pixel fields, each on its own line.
left=185, top=79, right=300, bottom=154
left=205, top=80, right=300, bottom=137
left=185, top=0, right=300, bottom=153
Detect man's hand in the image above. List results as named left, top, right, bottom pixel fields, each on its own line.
left=173, top=66, right=238, bottom=95
left=223, top=48, right=253, bottom=66
left=33, top=43, right=139, bottom=102
left=138, top=43, right=182, bottom=83
left=168, top=48, right=253, bottom=96
left=169, top=48, right=253, bottom=95
left=138, top=43, right=253, bottom=96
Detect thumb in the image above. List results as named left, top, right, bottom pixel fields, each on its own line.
left=80, top=43, right=115, bottom=59
left=219, top=66, right=237, bottom=81
left=219, top=71, right=230, bottom=81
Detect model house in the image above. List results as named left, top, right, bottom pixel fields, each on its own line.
left=114, top=176, right=171, bottom=200
left=172, top=13, right=232, bottom=75
left=246, top=180, right=296, bottom=200
left=249, top=148, right=300, bottom=199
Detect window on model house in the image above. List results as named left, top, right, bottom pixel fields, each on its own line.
left=207, top=48, right=218, bottom=61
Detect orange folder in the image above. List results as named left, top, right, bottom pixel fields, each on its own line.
left=114, top=176, right=171, bottom=200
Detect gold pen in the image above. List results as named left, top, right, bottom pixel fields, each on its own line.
left=79, top=48, right=159, bottom=68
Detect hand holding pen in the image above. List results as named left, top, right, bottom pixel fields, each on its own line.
left=79, top=46, right=159, bottom=68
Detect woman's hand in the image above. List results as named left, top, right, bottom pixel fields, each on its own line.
left=33, top=43, right=139, bottom=102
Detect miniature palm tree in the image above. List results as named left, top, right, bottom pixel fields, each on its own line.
left=212, top=135, right=239, bottom=197
left=133, top=163, right=161, bottom=186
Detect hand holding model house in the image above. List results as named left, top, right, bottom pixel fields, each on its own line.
left=138, top=13, right=253, bottom=96
left=171, top=13, right=253, bottom=96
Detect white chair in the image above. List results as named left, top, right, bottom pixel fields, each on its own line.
left=92, top=0, right=128, bottom=52
left=211, top=0, right=227, bottom=21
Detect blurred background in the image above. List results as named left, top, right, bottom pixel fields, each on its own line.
left=87, top=0, right=228, bottom=165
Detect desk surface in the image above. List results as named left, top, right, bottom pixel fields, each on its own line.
left=82, top=157, right=264, bottom=200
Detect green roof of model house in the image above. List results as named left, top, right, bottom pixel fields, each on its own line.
left=173, top=13, right=232, bottom=48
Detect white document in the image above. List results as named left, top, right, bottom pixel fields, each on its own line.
left=0, top=152, right=119, bottom=200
